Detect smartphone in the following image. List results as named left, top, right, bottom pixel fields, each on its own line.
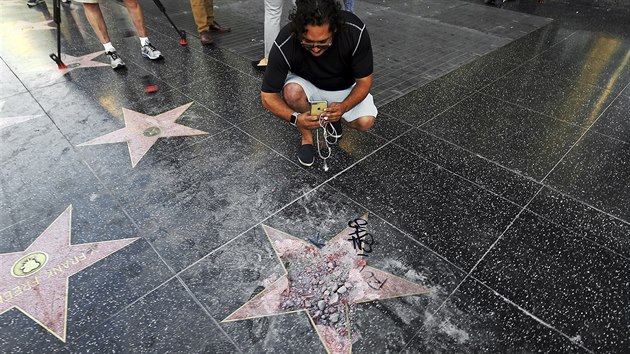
left=310, top=100, right=328, bottom=116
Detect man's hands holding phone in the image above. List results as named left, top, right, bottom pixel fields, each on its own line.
left=322, top=102, right=346, bottom=122
left=295, top=112, right=322, bottom=130
left=295, top=101, right=346, bottom=130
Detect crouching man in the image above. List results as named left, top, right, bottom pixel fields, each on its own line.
left=260, top=0, right=377, bottom=166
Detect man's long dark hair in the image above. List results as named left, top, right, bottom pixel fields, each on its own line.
left=289, top=0, right=345, bottom=40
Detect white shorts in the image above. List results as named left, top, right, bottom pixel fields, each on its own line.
left=284, top=73, right=378, bottom=122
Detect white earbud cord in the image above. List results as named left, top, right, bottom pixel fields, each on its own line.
left=316, top=115, right=338, bottom=171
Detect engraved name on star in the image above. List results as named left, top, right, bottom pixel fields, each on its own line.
left=223, top=215, right=430, bottom=354
left=77, top=102, right=208, bottom=167
left=0, top=205, right=139, bottom=342
left=0, top=101, right=42, bottom=130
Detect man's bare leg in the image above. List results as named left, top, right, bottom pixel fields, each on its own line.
left=345, top=116, right=375, bottom=132
left=283, top=83, right=314, bottom=145
left=122, top=0, right=147, bottom=37
left=83, top=3, right=110, bottom=44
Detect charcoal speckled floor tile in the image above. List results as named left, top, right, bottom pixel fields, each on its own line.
left=402, top=278, right=587, bottom=353
left=329, top=144, right=521, bottom=271
left=103, top=129, right=320, bottom=271
left=591, top=90, right=630, bottom=144
left=527, top=187, right=630, bottom=259
left=67, top=279, right=239, bottom=352
left=417, top=93, right=588, bottom=181
left=482, top=70, right=618, bottom=127
left=472, top=211, right=630, bottom=352
left=378, top=80, right=475, bottom=127
left=395, top=128, right=541, bottom=206
left=545, top=130, right=630, bottom=222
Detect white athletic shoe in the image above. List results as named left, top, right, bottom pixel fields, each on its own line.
left=26, top=0, right=45, bottom=7
left=105, top=51, right=125, bottom=69
left=141, top=43, right=161, bottom=60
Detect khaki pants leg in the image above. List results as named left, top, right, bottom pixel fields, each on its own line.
left=190, top=0, right=213, bottom=33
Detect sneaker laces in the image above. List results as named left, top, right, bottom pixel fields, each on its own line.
left=107, top=51, right=120, bottom=60
left=315, top=115, right=338, bottom=172
left=143, top=43, right=157, bottom=51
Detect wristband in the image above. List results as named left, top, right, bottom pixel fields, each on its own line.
left=290, top=112, right=299, bottom=127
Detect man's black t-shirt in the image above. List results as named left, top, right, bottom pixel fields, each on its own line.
left=261, top=11, right=373, bottom=93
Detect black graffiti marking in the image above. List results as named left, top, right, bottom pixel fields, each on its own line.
left=347, top=218, right=373, bottom=257
left=358, top=265, right=388, bottom=290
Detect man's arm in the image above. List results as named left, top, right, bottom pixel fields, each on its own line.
left=261, top=91, right=321, bottom=130
left=323, top=74, right=372, bottom=121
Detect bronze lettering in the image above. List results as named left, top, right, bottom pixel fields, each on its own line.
left=30, top=277, right=40, bottom=286
left=52, top=265, right=63, bottom=276
left=23, top=277, right=40, bottom=290
left=12, top=285, right=22, bottom=297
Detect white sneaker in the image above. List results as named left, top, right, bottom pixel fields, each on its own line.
left=61, top=0, right=70, bottom=3
left=26, top=0, right=44, bottom=7
left=105, top=51, right=125, bottom=69
left=141, top=43, right=161, bottom=60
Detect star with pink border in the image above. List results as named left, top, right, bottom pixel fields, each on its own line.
left=0, top=205, right=138, bottom=342
left=44, top=51, right=111, bottom=82
left=223, top=214, right=430, bottom=354
left=78, top=102, right=207, bottom=167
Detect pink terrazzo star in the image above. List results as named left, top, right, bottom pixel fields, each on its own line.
left=0, top=100, right=41, bottom=130
left=0, top=205, right=138, bottom=342
left=45, top=51, right=110, bottom=82
left=223, top=215, right=430, bottom=354
left=77, top=102, right=207, bottom=167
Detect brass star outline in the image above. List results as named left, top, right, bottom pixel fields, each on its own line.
left=223, top=214, right=430, bottom=354
left=77, top=102, right=208, bottom=167
left=0, top=205, right=139, bottom=342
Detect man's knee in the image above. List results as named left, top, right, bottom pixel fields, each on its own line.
left=352, top=115, right=375, bottom=132
left=123, top=0, right=140, bottom=9
left=283, top=83, right=306, bottom=106
left=83, top=2, right=99, bottom=10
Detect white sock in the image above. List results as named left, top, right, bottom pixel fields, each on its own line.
left=139, top=37, right=150, bottom=46
left=103, top=42, right=115, bottom=53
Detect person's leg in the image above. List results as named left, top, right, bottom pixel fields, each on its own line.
left=345, top=116, right=375, bottom=131
left=264, top=0, right=283, bottom=59
left=82, top=3, right=110, bottom=44
left=204, top=0, right=214, bottom=27
left=82, top=1, right=125, bottom=68
left=344, top=0, right=354, bottom=13
left=332, top=90, right=377, bottom=132
left=283, top=83, right=313, bottom=145
left=122, top=0, right=147, bottom=37
left=190, top=0, right=210, bottom=33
